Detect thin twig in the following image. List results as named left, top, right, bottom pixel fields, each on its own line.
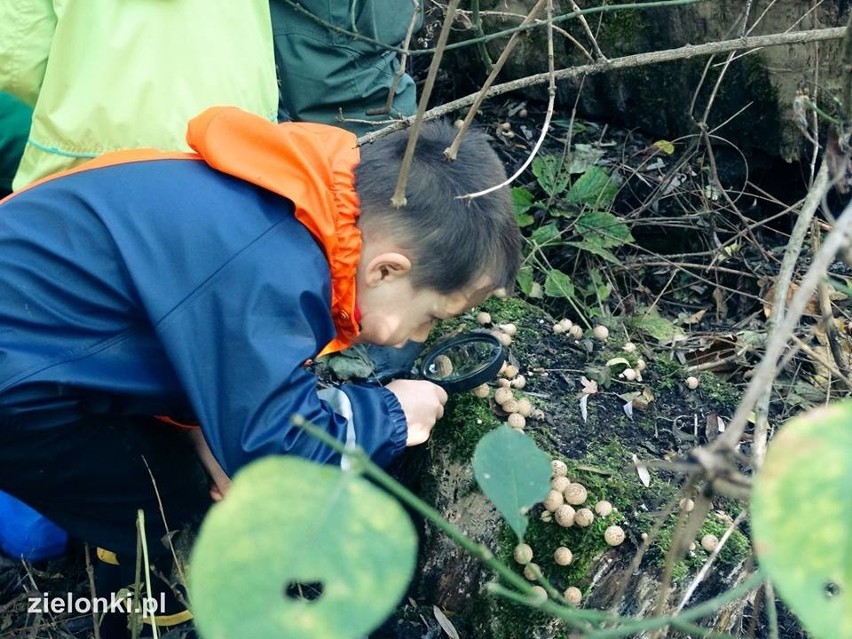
left=444, top=0, right=548, bottom=160
left=369, top=0, right=421, bottom=116
left=675, top=511, right=748, bottom=613
left=705, top=183, right=852, bottom=462
left=390, top=0, right=461, bottom=208
left=84, top=544, right=102, bottom=639
left=458, top=0, right=558, bottom=200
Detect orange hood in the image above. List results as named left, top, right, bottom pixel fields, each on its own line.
left=186, top=107, right=362, bottom=354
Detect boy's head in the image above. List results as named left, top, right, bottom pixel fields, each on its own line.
left=354, top=121, right=522, bottom=346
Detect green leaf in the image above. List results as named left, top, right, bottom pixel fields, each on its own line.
left=516, top=266, right=535, bottom=297
left=752, top=402, right=852, bottom=639
left=532, top=155, right=570, bottom=197
left=190, top=457, right=417, bottom=639
left=566, top=167, right=619, bottom=208
left=567, top=143, right=606, bottom=174
left=575, top=211, right=633, bottom=248
left=530, top=222, right=561, bottom=247
left=629, top=307, right=684, bottom=342
left=566, top=239, right=622, bottom=265
left=544, top=269, right=575, bottom=299
left=511, top=187, right=536, bottom=227
left=473, top=425, right=552, bottom=540
left=323, top=348, right=375, bottom=381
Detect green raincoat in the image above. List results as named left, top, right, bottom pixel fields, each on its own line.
left=0, top=0, right=278, bottom=190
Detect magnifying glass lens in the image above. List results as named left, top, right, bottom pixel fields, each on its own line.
left=419, top=332, right=506, bottom=393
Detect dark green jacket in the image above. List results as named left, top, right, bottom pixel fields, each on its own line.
left=271, top=0, right=419, bottom=135
left=0, top=92, right=30, bottom=195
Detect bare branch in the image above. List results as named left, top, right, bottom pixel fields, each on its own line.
left=359, top=26, right=846, bottom=146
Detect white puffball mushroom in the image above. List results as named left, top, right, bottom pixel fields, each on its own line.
left=635, top=358, right=647, bottom=372
left=604, top=525, right=626, bottom=546
left=498, top=323, right=518, bottom=336
left=686, top=375, right=700, bottom=390
left=550, top=475, right=571, bottom=493
left=454, top=119, right=465, bottom=129
left=501, top=364, right=519, bottom=379
left=563, top=483, right=588, bottom=506
left=501, top=398, right=520, bottom=413
left=574, top=508, right=595, bottom=527
left=594, top=500, right=613, bottom=517
left=471, top=384, right=490, bottom=399
left=641, top=532, right=649, bottom=541
left=519, top=108, right=529, bottom=118
left=513, top=543, right=534, bottom=565
left=592, top=325, right=609, bottom=341
left=507, top=412, right=526, bottom=429
left=554, top=505, right=576, bottom=527
left=494, top=387, right=513, bottom=405
left=517, top=398, right=533, bottom=416
left=523, top=562, right=541, bottom=581
left=563, top=586, right=582, bottom=606
left=558, top=318, right=573, bottom=330
left=540, top=510, right=553, bottom=523
left=543, top=490, right=564, bottom=512
left=621, top=368, right=638, bottom=381
left=496, top=332, right=512, bottom=347
left=552, top=323, right=565, bottom=334
left=510, top=375, right=526, bottom=390
left=551, top=460, right=568, bottom=478
left=623, top=342, right=636, bottom=353
left=532, top=408, right=546, bottom=420
left=477, top=311, right=492, bottom=325
left=679, top=498, right=695, bottom=513
left=701, top=534, right=719, bottom=552
left=568, top=324, right=584, bottom=340
left=496, top=377, right=511, bottom=388
left=553, top=546, right=573, bottom=566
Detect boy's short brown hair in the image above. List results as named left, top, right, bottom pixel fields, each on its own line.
left=356, top=121, right=522, bottom=295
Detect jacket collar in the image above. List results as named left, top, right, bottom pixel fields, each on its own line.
left=186, top=107, right=361, bottom=354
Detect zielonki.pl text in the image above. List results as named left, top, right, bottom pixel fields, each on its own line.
left=28, top=591, right=167, bottom=615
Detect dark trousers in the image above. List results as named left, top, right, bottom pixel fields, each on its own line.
left=0, top=416, right=211, bottom=559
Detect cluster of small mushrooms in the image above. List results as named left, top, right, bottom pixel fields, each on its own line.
left=471, top=313, right=545, bottom=431
left=511, top=459, right=626, bottom=605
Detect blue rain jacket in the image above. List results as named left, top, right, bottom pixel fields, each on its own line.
left=0, top=109, right=407, bottom=474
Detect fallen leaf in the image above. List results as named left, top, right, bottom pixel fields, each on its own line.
left=632, top=453, right=651, bottom=487
left=579, top=376, right=598, bottom=396
left=433, top=606, right=460, bottom=639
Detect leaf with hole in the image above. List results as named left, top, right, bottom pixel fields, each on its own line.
left=473, top=426, right=551, bottom=540
left=189, top=456, right=417, bottom=639
left=752, top=402, right=852, bottom=639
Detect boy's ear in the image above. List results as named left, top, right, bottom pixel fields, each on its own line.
left=363, top=252, right=412, bottom=287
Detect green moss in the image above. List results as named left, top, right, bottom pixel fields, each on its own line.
left=697, top=371, right=739, bottom=406
left=432, top=392, right=501, bottom=463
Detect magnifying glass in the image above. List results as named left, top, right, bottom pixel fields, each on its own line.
left=415, top=331, right=506, bottom=394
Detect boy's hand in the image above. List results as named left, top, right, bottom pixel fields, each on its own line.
left=386, top=379, right=448, bottom=446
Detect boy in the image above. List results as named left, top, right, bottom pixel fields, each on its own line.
left=0, top=107, right=521, bottom=572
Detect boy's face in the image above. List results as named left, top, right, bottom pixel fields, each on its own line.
left=355, top=248, right=491, bottom=347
